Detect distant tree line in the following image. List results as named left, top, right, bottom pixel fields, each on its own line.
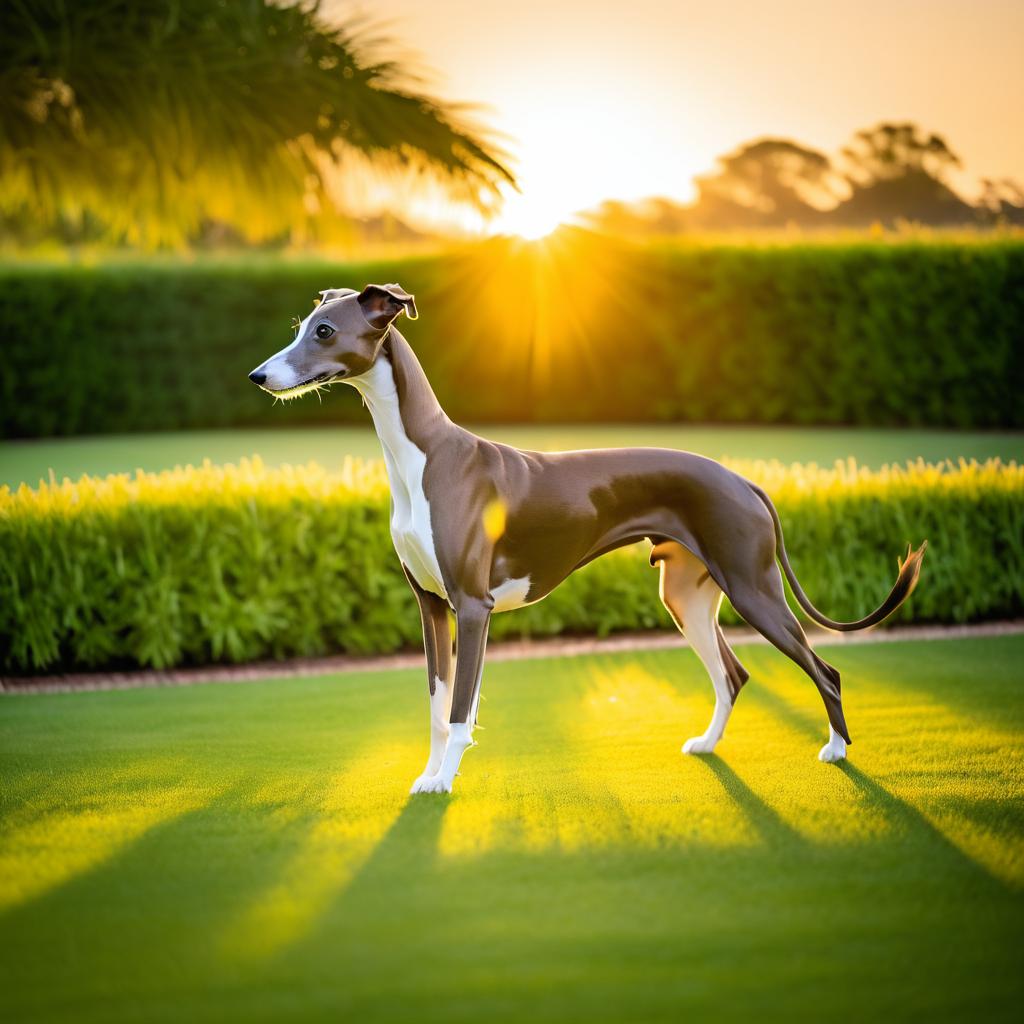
left=588, top=123, right=1024, bottom=235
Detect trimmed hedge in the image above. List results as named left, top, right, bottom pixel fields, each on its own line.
left=2, top=238, right=1023, bottom=438
left=1, top=457, right=1020, bottom=674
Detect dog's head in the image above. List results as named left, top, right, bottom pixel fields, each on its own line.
left=248, top=283, right=418, bottom=399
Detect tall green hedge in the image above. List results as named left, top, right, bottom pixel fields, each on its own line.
left=1, top=457, right=1020, bottom=674
left=2, top=238, right=1022, bottom=437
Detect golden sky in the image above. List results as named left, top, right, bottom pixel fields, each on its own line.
left=337, top=0, right=1024, bottom=235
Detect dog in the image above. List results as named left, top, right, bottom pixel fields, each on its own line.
left=249, top=283, right=926, bottom=794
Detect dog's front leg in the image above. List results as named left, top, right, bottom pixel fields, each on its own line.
left=404, top=569, right=454, bottom=792
left=411, top=598, right=491, bottom=795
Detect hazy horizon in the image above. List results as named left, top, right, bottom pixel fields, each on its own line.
left=335, top=0, right=1024, bottom=235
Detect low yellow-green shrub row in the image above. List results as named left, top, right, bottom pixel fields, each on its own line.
left=1, top=457, right=1020, bottom=673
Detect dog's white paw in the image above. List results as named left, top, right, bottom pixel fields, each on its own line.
left=817, top=738, right=847, bottom=763
left=682, top=736, right=717, bottom=755
left=409, top=773, right=453, bottom=795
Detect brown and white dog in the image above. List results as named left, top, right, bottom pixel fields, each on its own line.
left=249, top=283, right=926, bottom=794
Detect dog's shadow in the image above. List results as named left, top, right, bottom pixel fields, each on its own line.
left=355, top=794, right=451, bottom=879
left=285, top=794, right=451, bottom=938
left=695, top=753, right=805, bottom=847
left=835, top=760, right=1010, bottom=891
left=740, top=668, right=1011, bottom=888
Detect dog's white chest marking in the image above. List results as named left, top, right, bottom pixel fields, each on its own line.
left=351, top=359, right=448, bottom=600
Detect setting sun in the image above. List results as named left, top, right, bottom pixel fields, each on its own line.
left=491, top=191, right=569, bottom=239
left=343, top=0, right=1024, bottom=237
left=482, top=84, right=701, bottom=239
left=485, top=75, right=711, bottom=239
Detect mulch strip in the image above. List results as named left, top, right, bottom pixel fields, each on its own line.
left=3, top=620, right=1022, bottom=696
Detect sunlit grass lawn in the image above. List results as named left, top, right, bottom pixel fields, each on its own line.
left=3, top=424, right=1022, bottom=488
left=1, top=635, right=1022, bottom=1023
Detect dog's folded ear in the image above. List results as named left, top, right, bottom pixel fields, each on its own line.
left=318, top=287, right=358, bottom=305
left=358, top=283, right=419, bottom=326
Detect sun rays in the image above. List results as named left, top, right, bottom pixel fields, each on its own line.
left=418, top=229, right=656, bottom=417
left=219, top=742, right=421, bottom=962
left=1, top=637, right=1021, bottom=1000
left=0, top=759, right=218, bottom=913
left=429, top=643, right=1024, bottom=880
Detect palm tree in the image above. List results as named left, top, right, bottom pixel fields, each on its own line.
left=0, top=0, right=514, bottom=245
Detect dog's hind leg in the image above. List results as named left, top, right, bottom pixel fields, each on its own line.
left=652, top=541, right=748, bottom=755
left=727, top=567, right=849, bottom=761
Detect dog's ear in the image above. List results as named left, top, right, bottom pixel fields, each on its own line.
left=358, top=283, right=419, bottom=327
left=318, top=287, right=358, bottom=305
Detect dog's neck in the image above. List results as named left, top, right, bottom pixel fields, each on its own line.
left=349, top=327, right=451, bottom=460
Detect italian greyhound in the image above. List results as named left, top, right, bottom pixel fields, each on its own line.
left=249, top=283, right=926, bottom=794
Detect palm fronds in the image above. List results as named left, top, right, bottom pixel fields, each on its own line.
left=0, top=0, right=514, bottom=245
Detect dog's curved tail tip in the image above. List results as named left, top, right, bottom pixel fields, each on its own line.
left=898, top=540, right=928, bottom=595
left=751, top=483, right=927, bottom=633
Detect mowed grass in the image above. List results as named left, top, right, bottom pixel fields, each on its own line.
left=1, top=636, right=1022, bottom=1023
left=3, top=424, right=1022, bottom=488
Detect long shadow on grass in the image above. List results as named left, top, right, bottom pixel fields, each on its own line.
left=697, top=754, right=804, bottom=847
left=744, top=664, right=1017, bottom=894
left=837, top=761, right=1021, bottom=896
left=270, top=783, right=1024, bottom=1023
left=245, top=650, right=1024, bottom=1018
left=828, top=637, right=1024, bottom=734
left=266, top=795, right=451, bottom=1004
left=0, top=781, right=344, bottom=1018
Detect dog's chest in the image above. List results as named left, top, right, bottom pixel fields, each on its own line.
left=379, top=438, right=447, bottom=600
left=387, top=465, right=447, bottom=600
left=354, top=361, right=448, bottom=600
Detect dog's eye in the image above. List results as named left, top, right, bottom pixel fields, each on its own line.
left=315, top=322, right=335, bottom=341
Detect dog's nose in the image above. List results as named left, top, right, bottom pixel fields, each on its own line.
left=249, top=369, right=267, bottom=386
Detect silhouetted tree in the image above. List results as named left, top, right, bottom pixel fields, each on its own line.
left=978, top=178, right=1024, bottom=226
left=842, top=123, right=961, bottom=184
left=836, top=122, right=975, bottom=226
left=584, top=119, right=1011, bottom=237
left=693, top=138, right=838, bottom=226
left=0, top=0, right=513, bottom=245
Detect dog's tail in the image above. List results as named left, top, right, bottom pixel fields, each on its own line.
left=749, top=483, right=927, bottom=632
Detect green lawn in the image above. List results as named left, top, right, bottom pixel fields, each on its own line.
left=1, top=635, right=1022, bottom=1023
left=2, top=425, right=1021, bottom=488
